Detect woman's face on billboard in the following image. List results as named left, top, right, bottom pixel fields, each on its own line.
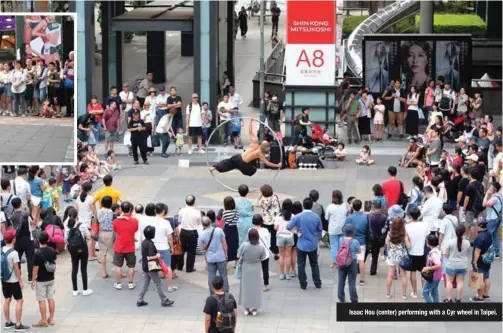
left=407, top=44, right=428, bottom=74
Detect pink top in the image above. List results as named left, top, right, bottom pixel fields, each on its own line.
left=427, top=247, right=443, bottom=281
left=424, top=87, right=434, bottom=107
left=359, top=152, right=370, bottom=161
left=274, top=215, right=293, bottom=237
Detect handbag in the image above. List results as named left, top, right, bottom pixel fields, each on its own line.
left=123, top=131, right=131, bottom=146
left=148, top=259, right=161, bottom=272
left=151, top=134, right=161, bottom=148
left=399, top=244, right=413, bottom=271
left=233, top=244, right=246, bottom=279
left=91, top=218, right=99, bottom=239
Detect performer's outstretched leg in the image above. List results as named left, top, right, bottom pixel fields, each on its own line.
left=211, top=155, right=238, bottom=173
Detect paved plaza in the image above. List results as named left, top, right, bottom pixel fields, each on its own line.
left=0, top=117, right=74, bottom=163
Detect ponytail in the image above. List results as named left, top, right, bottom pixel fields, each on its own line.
left=80, top=182, right=93, bottom=203
left=455, top=224, right=466, bottom=252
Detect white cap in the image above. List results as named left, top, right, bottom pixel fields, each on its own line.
left=467, top=154, right=479, bottom=162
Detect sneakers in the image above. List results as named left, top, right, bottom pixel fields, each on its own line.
left=402, top=294, right=407, bottom=300
left=469, top=297, right=484, bottom=303
left=13, top=324, right=30, bottom=332
left=82, top=289, right=93, bottom=296
left=279, top=274, right=286, bottom=280
left=199, top=148, right=205, bottom=154
left=167, top=286, right=178, bottom=293
left=128, top=282, right=136, bottom=290
left=385, top=294, right=392, bottom=299
left=251, top=309, right=258, bottom=316
left=244, top=309, right=250, bottom=316
left=410, top=292, right=418, bottom=299
left=4, top=322, right=15, bottom=329
left=162, top=299, right=175, bottom=307
left=359, top=280, right=366, bottom=286
left=188, top=149, right=192, bottom=155
left=137, top=300, right=148, bottom=307
left=285, top=274, right=291, bottom=280
left=113, top=282, right=122, bottom=290
left=72, top=290, right=80, bottom=296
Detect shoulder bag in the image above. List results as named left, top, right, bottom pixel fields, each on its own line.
left=399, top=242, right=413, bottom=271
left=233, top=243, right=246, bottom=279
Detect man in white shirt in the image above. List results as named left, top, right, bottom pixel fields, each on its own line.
left=178, top=195, right=201, bottom=273
left=420, top=186, right=444, bottom=233
left=490, top=140, right=502, bottom=177
left=10, top=60, right=27, bottom=117
left=186, top=93, right=204, bottom=155
left=228, top=86, right=242, bottom=109
left=119, top=83, right=134, bottom=135
left=10, top=168, right=31, bottom=211
left=136, top=72, right=153, bottom=107
left=217, top=95, right=233, bottom=146
left=155, top=86, right=169, bottom=122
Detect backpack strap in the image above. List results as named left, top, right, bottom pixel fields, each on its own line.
left=491, top=195, right=502, bottom=219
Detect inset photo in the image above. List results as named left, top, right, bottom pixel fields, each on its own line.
left=0, top=14, right=75, bottom=163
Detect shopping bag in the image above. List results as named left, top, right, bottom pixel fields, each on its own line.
left=123, top=131, right=131, bottom=146
left=151, top=134, right=161, bottom=147
left=146, top=136, right=152, bottom=148
left=418, top=108, right=425, bottom=120
left=233, top=262, right=242, bottom=279
left=91, top=219, right=100, bottom=238
left=159, top=258, right=170, bottom=276
left=468, top=271, right=484, bottom=289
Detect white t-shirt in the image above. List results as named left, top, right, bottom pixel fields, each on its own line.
left=70, top=184, right=81, bottom=198
left=149, top=217, right=173, bottom=251
left=186, top=103, right=202, bottom=127
left=0, top=70, right=11, bottom=84
left=492, top=152, right=502, bottom=172
left=119, top=91, right=134, bottom=111
left=2, top=247, right=20, bottom=283
left=217, top=101, right=232, bottom=122
left=420, top=196, right=444, bottom=232
left=77, top=194, right=94, bottom=226
left=255, top=227, right=271, bottom=260
left=438, top=214, right=458, bottom=254
left=405, top=221, right=429, bottom=256
left=156, top=114, right=173, bottom=134
left=140, top=109, right=154, bottom=124
left=10, top=177, right=30, bottom=205
left=178, top=206, right=201, bottom=231
left=229, top=93, right=243, bottom=109
left=10, top=69, right=26, bottom=94
left=155, top=94, right=169, bottom=110
left=326, top=203, right=348, bottom=235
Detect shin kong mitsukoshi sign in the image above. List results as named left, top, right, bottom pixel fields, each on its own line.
left=285, top=1, right=336, bottom=86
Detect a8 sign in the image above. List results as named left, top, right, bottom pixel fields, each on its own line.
left=285, top=44, right=335, bottom=86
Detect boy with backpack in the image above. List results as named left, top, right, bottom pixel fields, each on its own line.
left=470, top=217, right=494, bottom=302
left=1, top=229, right=30, bottom=331
left=336, top=224, right=361, bottom=303
left=41, top=178, right=59, bottom=213
left=203, top=276, right=237, bottom=333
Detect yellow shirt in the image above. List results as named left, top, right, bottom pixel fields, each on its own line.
left=51, top=189, right=59, bottom=213
left=93, top=186, right=122, bottom=207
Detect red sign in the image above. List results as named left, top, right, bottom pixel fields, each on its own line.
left=286, top=0, right=336, bottom=45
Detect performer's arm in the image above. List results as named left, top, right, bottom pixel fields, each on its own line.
left=259, top=153, right=280, bottom=168
left=249, top=118, right=258, bottom=144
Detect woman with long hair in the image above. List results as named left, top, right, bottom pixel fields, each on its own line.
left=252, top=214, right=271, bottom=291
left=236, top=184, right=254, bottom=246
left=66, top=217, right=93, bottom=296
left=27, top=165, right=46, bottom=226
left=326, top=190, right=347, bottom=268
left=405, top=86, right=421, bottom=139
left=407, top=176, right=424, bottom=211
left=222, top=196, right=239, bottom=267
left=274, top=199, right=294, bottom=279
left=76, top=182, right=97, bottom=260
left=290, top=201, right=303, bottom=276
left=385, top=217, right=410, bottom=298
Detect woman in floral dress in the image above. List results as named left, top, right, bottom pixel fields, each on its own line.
left=257, top=184, right=281, bottom=259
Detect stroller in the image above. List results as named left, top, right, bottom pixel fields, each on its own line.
left=311, top=123, right=336, bottom=160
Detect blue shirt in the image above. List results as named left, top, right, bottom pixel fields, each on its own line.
left=230, top=114, right=241, bottom=133
left=374, top=196, right=387, bottom=209
left=344, top=212, right=369, bottom=246
left=28, top=177, right=44, bottom=197
left=199, top=227, right=226, bottom=263
left=339, top=237, right=361, bottom=260
left=473, top=230, right=492, bottom=270
left=287, top=210, right=322, bottom=252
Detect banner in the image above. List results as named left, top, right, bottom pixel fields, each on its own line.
left=285, top=0, right=336, bottom=86
left=16, top=15, right=62, bottom=64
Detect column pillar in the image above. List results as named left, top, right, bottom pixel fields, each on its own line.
left=147, top=31, right=166, bottom=83
left=217, top=1, right=227, bottom=86
left=76, top=0, right=94, bottom=117
left=486, top=1, right=502, bottom=38
left=226, top=1, right=235, bottom=85
left=102, top=1, right=124, bottom=99
left=181, top=32, right=193, bottom=57
left=419, top=1, right=434, bottom=34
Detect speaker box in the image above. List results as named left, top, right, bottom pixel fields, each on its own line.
left=266, top=141, right=287, bottom=169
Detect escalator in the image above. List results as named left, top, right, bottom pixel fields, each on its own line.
left=344, top=0, right=420, bottom=79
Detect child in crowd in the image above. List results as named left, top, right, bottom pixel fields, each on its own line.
left=373, top=97, right=385, bottom=141
left=175, top=127, right=184, bottom=155
left=69, top=175, right=81, bottom=201
left=106, top=150, right=122, bottom=170
left=230, top=108, right=243, bottom=149
left=335, top=143, right=348, bottom=161
left=201, top=102, right=213, bottom=146
left=61, top=166, right=73, bottom=201
left=356, top=145, right=374, bottom=165
left=41, top=99, right=56, bottom=118
left=422, top=234, right=442, bottom=303
left=111, top=203, right=121, bottom=219
left=322, top=128, right=337, bottom=145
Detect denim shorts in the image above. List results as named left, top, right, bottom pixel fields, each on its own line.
left=34, top=86, right=48, bottom=100
left=3, top=84, right=11, bottom=97
left=276, top=235, right=294, bottom=247
left=445, top=267, right=467, bottom=277
left=158, top=249, right=171, bottom=267
left=477, top=267, right=490, bottom=280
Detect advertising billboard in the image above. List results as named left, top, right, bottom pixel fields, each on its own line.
left=363, top=34, right=472, bottom=93
left=17, top=15, right=62, bottom=64
left=285, top=0, right=336, bottom=86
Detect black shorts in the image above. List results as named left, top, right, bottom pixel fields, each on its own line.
left=410, top=254, right=426, bottom=272
left=188, top=126, right=202, bottom=137
left=113, top=252, right=136, bottom=268
left=232, top=131, right=240, bottom=138
left=2, top=281, right=22, bottom=300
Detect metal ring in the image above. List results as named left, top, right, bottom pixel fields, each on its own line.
left=205, top=117, right=283, bottom=192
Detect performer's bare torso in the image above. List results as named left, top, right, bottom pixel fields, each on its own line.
left=241, top=143, right=262, bottom=163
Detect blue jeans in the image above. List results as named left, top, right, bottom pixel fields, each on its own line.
left=487, top=219, right=501, bottom=256
left=157, top=133, right=170, bottom=154
left=13, top=92, right=25, bottom=115
left=171, top=117, right=182, bottom=134
left=329, top=234, right=341, bottom=264
left=297, top=249, right=321, bottom=289
left=422, top=280, right=440, bottom=303
left=338, top=261, right=358, bottom=302
left=207, top=261, right=228, bottom=294
left=94, top=122, right=102, bottom=142
left=203, top=127, right=210, bottom=143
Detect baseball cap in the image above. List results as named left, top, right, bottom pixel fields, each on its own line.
left=3, top=229, right=16, bottom=243
left=159, top=86, right=165, bottom=92
left=455, top=136, right=466, bottom=143
left=467, top=154, right=479, bottom=162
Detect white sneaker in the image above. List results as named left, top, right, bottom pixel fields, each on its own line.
left=72, top=290, right=80, bottom=296
left=402, top=294, right=408, bottom=300
left=128, top=282, right=135, bottom=290
left=410, top=292, right=418, bottom=299
left=113, top=283, right=122, bottom=290
left=385, top=294, right=392, bottom=299
left=167, top=286, right=178, bottom=293
left=188, top=149, right=192, bottom=155
left=82, top=289, right=93, bottom=296
left=244, top=309, right=250, bottom=316
left=199, top=148, right=205, bottom=154
left=10, top=113, right=15, bottom=117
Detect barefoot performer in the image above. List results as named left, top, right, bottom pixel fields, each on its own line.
left=210, top=119, right=281, bottom=176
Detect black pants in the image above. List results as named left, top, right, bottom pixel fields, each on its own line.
left=261, top=258, right=269, bottom=286
left=180, top=229, right=198, bottom=272
left=272, top=18, right=279, bottom=33
left=131, top=137, right=147, bottom=162
left=264, top=224, right=278, bottom=255
left=64, top=86, right=74, bottom=116
left=171, top=254, right=184, bottom=271
left=70, top=248, right=89, bottom=291
left=15, top=236, right=34, bottom=280
left=215, top=154, right=257, bottom=177
left=144, top=123, right=154, bottom=153
left=364, top=242, right=382, bottom=275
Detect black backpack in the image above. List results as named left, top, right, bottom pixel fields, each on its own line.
left=213, top=293, right=236, bottom=333
left=67, top=224, right=86, bottom=252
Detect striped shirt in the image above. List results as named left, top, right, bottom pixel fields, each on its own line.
left=222, top=210, right=239, bottom=227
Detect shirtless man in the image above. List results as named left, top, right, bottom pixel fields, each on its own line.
left=210, top=119, right=281, bottom=176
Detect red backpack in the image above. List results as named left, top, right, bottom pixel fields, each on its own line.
left=336, top=238, right=353, bottom=267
